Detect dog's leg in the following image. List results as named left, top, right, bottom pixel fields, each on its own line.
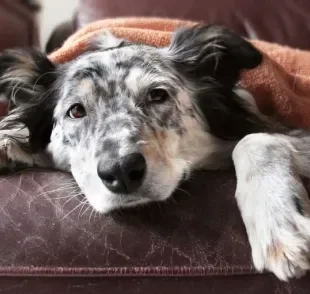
left=0, top=128, right=51, bottom=172
left=233, top=131, right=310, bottom=280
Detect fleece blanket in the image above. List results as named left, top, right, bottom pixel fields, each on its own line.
left=5, top=18, right=310, bottom=128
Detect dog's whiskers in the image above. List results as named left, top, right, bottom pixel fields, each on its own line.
left=60, top=200, right=86, bottom=222
left=88, top=207, right=96, bottom=223
left=80, top=204, right=92, bottom=218
left=78, top=199, right=90, bottom=220
left=176, top=187, right=193, bottom=198
left=36, top=184, right=79, bottom=197
left=61, top=193, right=84, bottom=207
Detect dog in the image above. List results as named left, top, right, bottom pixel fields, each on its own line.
left=0, top=25, right=310, bottom=281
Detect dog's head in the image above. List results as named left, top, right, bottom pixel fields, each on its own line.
left=0, top=25, right=262, bottom=213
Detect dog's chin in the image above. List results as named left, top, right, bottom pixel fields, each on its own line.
left=105, top=197, right=154, bottom=213
left=85, top=192, right=173, bottom=214
left=78, top=183, right=177, bottom=214
left=71, top=168, right=183, bottom=214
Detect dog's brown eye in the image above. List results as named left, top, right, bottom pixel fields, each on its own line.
left=68, top=104, right=86, bottom=119
left=148, top=88, right=169, bottom=103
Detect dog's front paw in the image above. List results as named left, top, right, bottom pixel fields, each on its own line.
left=249, top=214, right=310, bottom=281
left=0, top=131, right=33, bottom=172
left=233, top=132, right=310, bottom=280
left=237, top=175, right=310, bottom=281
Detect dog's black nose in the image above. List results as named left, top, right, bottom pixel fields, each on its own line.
left=97, top=153, right=146, bottom=194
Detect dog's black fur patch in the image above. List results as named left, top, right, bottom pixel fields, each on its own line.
left=0, top=49, right=58, bottom=151
left=170, top=25, right=264, bottom=140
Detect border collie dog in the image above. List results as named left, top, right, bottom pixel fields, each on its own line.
left=0, top=25, right=310, bottom=280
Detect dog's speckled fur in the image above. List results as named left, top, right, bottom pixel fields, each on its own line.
left=1, top=25, right=310, bottom=281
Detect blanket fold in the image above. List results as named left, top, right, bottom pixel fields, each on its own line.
left=46, top=17, right=310, bottom=129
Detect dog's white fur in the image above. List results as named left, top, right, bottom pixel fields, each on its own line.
left=234, top=132, right=310, bottom=280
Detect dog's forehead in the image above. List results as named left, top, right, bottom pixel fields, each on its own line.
left=66, top=45, right=164, bottom=80
left=61, top=45, right=178, bottom=102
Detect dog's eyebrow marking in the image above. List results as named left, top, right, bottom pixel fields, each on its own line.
left=125, top=67, right=143, bottom=94
left=77, top=78, right=95, bottom=96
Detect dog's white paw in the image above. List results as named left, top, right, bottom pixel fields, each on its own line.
left=0, top=129, right=52, bottom=171
left=0, top=129, right=35, bottom=171
left=249, top=212, right=310, bottom=281
left=0, top=136, right=33, bottom=171
left=233, top=132, right=310, bottom=281
left=236, top=174, right=310, bottom=281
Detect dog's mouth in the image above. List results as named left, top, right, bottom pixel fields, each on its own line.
left=107, top=187, right=171, bottom=211
left=106, top=197, right=154, bottom=213
left=98, top=173, right=184, bottom=213
left=124, top=198, right=152, bottom=205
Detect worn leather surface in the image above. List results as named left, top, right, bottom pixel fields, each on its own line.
left=0, top=170, right=310, bottom=292
left=0, top=0, right=38, bottom=51
left=77, top=0, right=310, bottom=50
left=0, top=170, right=251, bottom=273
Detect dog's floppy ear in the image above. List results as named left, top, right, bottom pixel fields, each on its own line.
left=167, top=25, right=264, bottom=140
left=168, top=24, right=262, bottom=88
left=0, top=49, right=58, bottom=151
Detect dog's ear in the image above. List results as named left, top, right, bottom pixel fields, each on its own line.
left=168, top=25, right=262, bottom=88
left=0, top=49, right=58, bottom=151
left=167, top=25, right=264, bottom=140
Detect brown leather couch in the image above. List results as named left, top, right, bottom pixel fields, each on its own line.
left=0, top=0, right=38, bottom=51
left=2, top=0, right=310, bottom=293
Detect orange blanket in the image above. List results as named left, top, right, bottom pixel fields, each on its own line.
left=49, top=18, right=310, bottom=129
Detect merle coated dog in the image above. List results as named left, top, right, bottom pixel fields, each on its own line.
left=0, top=25, right=310, bottom=280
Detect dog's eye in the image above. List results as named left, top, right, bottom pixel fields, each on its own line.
left=67, top=104, right=86, bottom=119
left=147, top=88, right=169, bottom=103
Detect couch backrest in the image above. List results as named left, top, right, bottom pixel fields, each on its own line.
left=76, top=0, right=310, bottom=49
